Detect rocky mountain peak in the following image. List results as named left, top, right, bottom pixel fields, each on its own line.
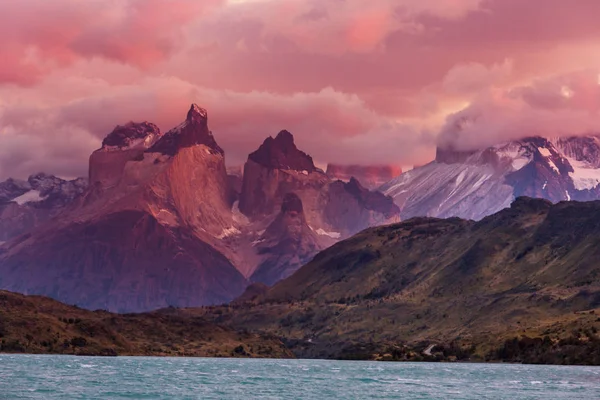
left=102, top=122, right=162, bottom=150
left=251, top=191, right=325, bottom=286
left=384, top=133, right=600, bottom=222
left=248, top=130, right=316, bottom=172
left=342, top=178, right=400, bottom=219
left=147, top=104, right=223, bottom=156
left=187, top=103, right=208, bottom=122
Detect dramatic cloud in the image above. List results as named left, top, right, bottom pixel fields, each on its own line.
left=1, top=0, right=600, bottom=179
left=0, top=0, right=220, bottom=85
left=438, top=70, right=600, bottom=151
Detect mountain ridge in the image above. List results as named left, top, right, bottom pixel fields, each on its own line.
left=382, top=135, right=600, bottom=221
left=0, top=104, right=400, bottom=312
left=196, top=197, right=600, bottom=362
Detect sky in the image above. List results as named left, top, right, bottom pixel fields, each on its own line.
left=1, top=0, right=600, bottom=179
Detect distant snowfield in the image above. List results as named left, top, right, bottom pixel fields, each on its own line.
left=12, top=190, right=45, bottom=205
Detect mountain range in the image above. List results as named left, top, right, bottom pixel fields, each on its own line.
left=382, top=135, right=600, bottom=220
left=2, top=105, right=600, bottom=364
left=0, top=173, right=87, bottom=242
left=3, top=103, right=600, bottom=322
left=0, top=104, right=399, bottom=312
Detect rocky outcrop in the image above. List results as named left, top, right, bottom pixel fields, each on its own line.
left=101, top=121, right=162, bottom=150
left=251, top=193, right=327, bottom=286
left=239, top=131, right=326, bottom=219
left=0, top=104, right=246, bottom=312
left=326, top=164, right=402, bottom=190
left=248, top=130, right=316, bottom=172
left=323, top=178, right=400, bottom=237
left=147, top=104, right=223, bottom=156
left=235, top=133, right=400, bottom=285
left=0, top=106, right=402, bottom=310
left=239, top=131, right=399, bottom=232
left=88, top=122, right=161, bottom=193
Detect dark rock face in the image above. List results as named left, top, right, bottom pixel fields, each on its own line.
left=555, top=136, right=600, bottom=167
left=238, top=134, right=329, bottom=218
left=102, top=122, right=162, bottom=149
left=147, top=104, right=223, bottom=156
left=342, top=178, right=400, bottom=219
left=281, top=192, right=304, bottom=213
left=248, top=130, right=316, bottom=172
left=323, top=178, right=400, bottom=236
left=0, top=211, right=246, bottom=313
left=226, top=166, right=243, bottom=207
left=251, top=193, right=325, bottom=286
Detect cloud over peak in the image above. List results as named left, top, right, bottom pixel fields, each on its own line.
left=1, top=0, right=600, bottom=179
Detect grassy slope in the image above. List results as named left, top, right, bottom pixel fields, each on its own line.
left=194, top=198, right=600, bottom=363
left=0, top=290, right=292, bottom=358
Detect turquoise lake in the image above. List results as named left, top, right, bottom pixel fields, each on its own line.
left=1, top=355, right=599, bottom=399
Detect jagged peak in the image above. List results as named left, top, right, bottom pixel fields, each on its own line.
left=187, top=103, right=208, bottom=122
left=147, top=104, right=223, bottom=157
left=248, top=130, right=316, bottom=172
left=336, top=178, right=400, bottom=219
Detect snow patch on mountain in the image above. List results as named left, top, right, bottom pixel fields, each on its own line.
left=217, top=226, right=241, bottom=239
left=538, top=147, right=552, bottom=157
left=12, top=190, right=45, bottom=205
left=565, top=156, right=600, bottom=190
left=315, top=228, right=341, bottom=239
left=546, top=159, right=560, bottom=174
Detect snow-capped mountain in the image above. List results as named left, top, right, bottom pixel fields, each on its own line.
left=381, top=136, right=600, bottom=221
left=0, top=173, right=87, bottom=241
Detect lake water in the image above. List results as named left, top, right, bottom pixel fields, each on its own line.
left=1, top=355, right=599, bottom=399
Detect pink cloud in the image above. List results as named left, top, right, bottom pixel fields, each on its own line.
left=0, top=0, right=221, bottom=84
left=2, top=0, right=600, bottom=180
left=438, top=70, right=600, bottom=151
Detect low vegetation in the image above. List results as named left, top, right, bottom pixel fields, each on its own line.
left=0, top=291, right=292, bottom=358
